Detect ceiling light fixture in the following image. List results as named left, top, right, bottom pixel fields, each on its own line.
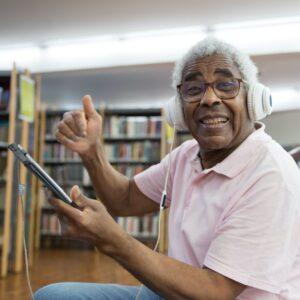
left=0, top=16, right=299, bottom=73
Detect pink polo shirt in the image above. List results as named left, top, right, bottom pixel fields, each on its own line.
left=134, top=123, right=300, bottom=299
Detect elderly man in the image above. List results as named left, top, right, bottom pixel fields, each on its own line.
left=35, top=38, right=300, bottom=299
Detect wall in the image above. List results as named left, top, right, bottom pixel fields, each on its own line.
left=263, top=110, right=300, bottom=146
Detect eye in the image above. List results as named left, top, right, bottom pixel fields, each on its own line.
left=187, top=86, right=204, bottom=95
left=216, top=80, right=238, bottom=91
left=183, top=82, right=205, bottom=96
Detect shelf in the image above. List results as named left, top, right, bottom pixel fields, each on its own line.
left=41, top=232, right=61, bottom=237
left=39, top=234, right=94, bottom=249
left=43, top=158, right=159, bottom=165
left=83, top=184, right=94, bottom=189
left=104, top=136, right=161, bottom=142
left=45, top=109, right=101, bottom=117
left=40, top=232, right=156, bottom=243
left=0, top=111, right=9, bottom=118
left=42, top=207, right=56, bottom=213
left=43, top=181, right=92, bottom=188
left=104, top=108, right=161, bottom=117
left=43, top=159, right=82, bottom=165
left=58, top=181, right=85, bottom=187
left=45, top=136, right=58, bottom=143
left=0, top=141, right=8, bottom=151
left=45, top=136, right=161, bottom=143
left=109, top=159, right=159, bottom=164
left=45, top=110, right=67, bottom=117
left=0, top=72, right=10, bottom=78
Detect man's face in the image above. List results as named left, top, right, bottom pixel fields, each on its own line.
left=180, top=54, right=252, bottom=152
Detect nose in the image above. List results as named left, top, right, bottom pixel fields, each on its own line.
left=200, top=85, right=221, bottom=107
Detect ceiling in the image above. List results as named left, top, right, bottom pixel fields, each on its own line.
left=1, top=0, right=300, bottom=47
left=1, top=0, right=300, bottom=109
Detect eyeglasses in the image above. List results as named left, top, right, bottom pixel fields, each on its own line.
left=177, top=78, right=246, bottom=103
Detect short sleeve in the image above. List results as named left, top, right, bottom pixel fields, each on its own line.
left=204, top=171, right=300, bottom=294
left=134, top=152, right=174, bottom=207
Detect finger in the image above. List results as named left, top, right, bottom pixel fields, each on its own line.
left=70, top=185, right=99, bottom=210
left=70, top=185, right=88, bottom=208
left=71, top=110, right=87, bottom=137
left=55, top=130, right=76, bottom=150
left=82, top=95, right=96, bottom=119
left=50, top=198, right=83, bottom=224
left=63, top=112, right=81, bottom=135
left=56, top=212, right=69, bottom=234
left=57, top=121, right=79, bottom=142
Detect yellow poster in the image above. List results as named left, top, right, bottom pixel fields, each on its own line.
left=19, top=75, right=35, bottom=122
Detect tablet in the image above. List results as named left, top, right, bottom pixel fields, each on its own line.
left=8, top=143, right=78, bottom=208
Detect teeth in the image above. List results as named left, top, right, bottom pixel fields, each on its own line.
left=201, top=117, right=228, bottom=125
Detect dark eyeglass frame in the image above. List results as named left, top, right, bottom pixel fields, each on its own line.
left=177, top=78, right=247, bottom=103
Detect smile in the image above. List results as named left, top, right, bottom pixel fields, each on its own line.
left=199, top=117, right=229, bottom=128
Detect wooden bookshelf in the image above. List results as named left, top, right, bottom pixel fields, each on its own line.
left=36, top=106, right=163, bottom=248
left=1, top=66, right=17, bottom=277
left=36, top=108, right=96, bottom=248
left=0, top=66, right=41, bottom=277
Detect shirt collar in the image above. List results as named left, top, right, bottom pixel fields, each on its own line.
left=189, top=122, right=271, bottom=178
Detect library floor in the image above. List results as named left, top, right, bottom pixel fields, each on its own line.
left=0, top=249, right=139, bottom=300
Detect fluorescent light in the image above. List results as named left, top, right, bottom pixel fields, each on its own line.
left=0, top=26, right=206, bottom=72
left=212, top=16, right=300, bottom=55
left=1, top=16, right=300, bottom=72
left=0, top=45, right=40, bottom=70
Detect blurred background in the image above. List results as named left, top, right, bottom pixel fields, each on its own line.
left=1, top=0, right=300, bottom=144
left=0, top=1, right=300, bottom=298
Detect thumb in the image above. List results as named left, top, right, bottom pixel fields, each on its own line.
left=82, top=95, right=96, bottom=119
left=70, top=185, right=88, bottom=208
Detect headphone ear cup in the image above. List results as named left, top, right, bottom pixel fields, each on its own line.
left=247, top=83, right=272, bottom=121
left=262, top=86, right=272, bottom=115
left=163, top=96, right=188, bottom=131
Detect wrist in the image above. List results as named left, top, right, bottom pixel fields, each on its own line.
left=99, top=229, right=135, bottom=260
left=80, top=139, right=104, bottom=163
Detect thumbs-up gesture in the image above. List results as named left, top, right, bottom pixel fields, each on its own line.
left=55, top=95, right=102, bottom=157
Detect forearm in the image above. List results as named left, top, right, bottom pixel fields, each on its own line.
left=81, top=141, right=130, bottom=215
left=106, top=235, right=232, bottom=300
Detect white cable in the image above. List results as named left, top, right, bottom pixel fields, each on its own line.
left=18, top=162, right=35, bottom=300
left=135, top=123, right=177, bottom=300
left=134, top=205, right=164, bottom=300
left=162, top=123, right=177, bottom=203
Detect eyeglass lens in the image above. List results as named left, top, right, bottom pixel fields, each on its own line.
left=180, top=78, right=241, bottom=102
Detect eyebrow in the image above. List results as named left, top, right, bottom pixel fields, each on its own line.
left=214, top=68, right=234, bottom=77
left=182, top=68, right=235, bottom=82
left=183, top=72, right=203, bottom=82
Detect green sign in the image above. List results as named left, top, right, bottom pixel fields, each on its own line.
left=19, top=75, right=35, bottom=122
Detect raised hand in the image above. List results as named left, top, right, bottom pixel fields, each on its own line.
left=55, top=95, right=102, bottom=157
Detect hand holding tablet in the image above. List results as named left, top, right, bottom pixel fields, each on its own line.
left=8, top=143, right=79, bottom=208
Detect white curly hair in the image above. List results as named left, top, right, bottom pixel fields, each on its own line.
left=172, top=37, right=259, bottom=91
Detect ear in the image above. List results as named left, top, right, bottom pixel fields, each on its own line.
left=174, top=95, right=188, bottom=130
left=163, top=95, right=188, bottom=130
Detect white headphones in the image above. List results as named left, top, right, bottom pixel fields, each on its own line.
left=164, top=82, right=273, bottom=130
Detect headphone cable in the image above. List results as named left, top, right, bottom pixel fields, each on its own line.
left=17, top=161, right=35, bottom=300
left=135, top=123, right=176, bottom=300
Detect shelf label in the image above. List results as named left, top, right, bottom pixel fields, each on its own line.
left=19, top=75, right=35, bottom=122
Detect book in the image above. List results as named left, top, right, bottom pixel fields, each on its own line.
left=104, top=115, right=161, bottom=137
